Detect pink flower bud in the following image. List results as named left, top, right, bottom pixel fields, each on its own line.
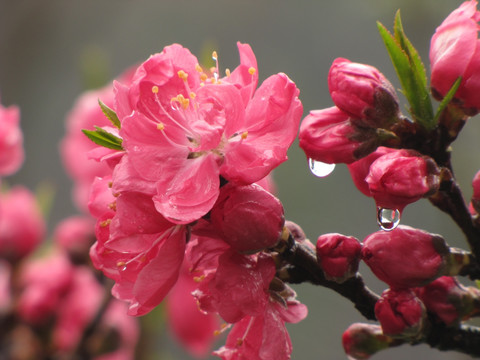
left=375, top=288, right=426, bottom=338
left=362, top=225, right=450, bottom=288
left=0, top=186, right=46, bottom=262
left=415, top=276, right=480, bottom=325
left=299, top=106, right=361, bottom=164
left=316, top=233, right=362, bottom=283
left=0, top=100, right=24, bottom=176
left=365, top=149, right=440, bottom=213
left=210, top=184, right=284, bottom=253
left=430, top=0, right=480, bottom=115
left=471, top=170, right=480, bottom=213
left=328, top=58, right=400, bottom=127
left=53, top=216, right=95, bottom=264
left=342, top=323, right=392, bottom=360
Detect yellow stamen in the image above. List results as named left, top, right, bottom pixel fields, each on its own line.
left=108, top=201, right=117, bottom=211
left=241, top=131, right=248, bottom=140
left=116, top=261, right=126, bottom=268
left=193, top=275, right=205, bottom=283
left=157, top=123, right=165, bottom=130
left=152, top=85, right=159, bottom=93
left=225, top=68, right=231, bottom=77
left=178, top=70, right=188, bottom=81
left=248, top=67, right=256, bottom=75
left=108, top=181, right=113, bottom=188
left=189, top=92, right=196, bottom=99
left=212, top=50, right=218, bottom=60
left=195, top=64, right=203, bottom=72
left=200, top=73, right=208, bottom=82
left=100, top=219, right=111, bottom=227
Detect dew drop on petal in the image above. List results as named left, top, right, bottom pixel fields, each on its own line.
left=377, top=207, right=401, bottom=231
left=308, top=158, right=335, bottom=177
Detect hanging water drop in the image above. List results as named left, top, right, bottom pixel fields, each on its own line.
left=308, top=158, right=335, bottom=177
left=377, top=207, right=401, bottom=231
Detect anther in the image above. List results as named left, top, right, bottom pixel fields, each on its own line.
left=225, top=68, right=231, bottom=77
left=195, top=64, right=203, bottom=72
left=157, top=123, right=165, bottom=131
left=212, top=51, right=218, bottom=60
left=100, top=219, right=111, bottom=227
left=116, top=261, right=126, bottom=268
left=189, top=92, right=196, bottom=99
left=241, top=131, right=248, bottom=140
left=177, top=70, right=188, bottom=81
left=248, top=67, right=256, bottom=75
left=152, top=85, right=159, bottom=93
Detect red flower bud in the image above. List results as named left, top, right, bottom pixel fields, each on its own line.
left=299, top=106, right=361, bottom=164
left=365, top=149, right=440, bottom=213
left=430, top=0, right=480, bottom=115
left=210, top=184, right=284, bottom=253
left=362, top=225, right=450, bottom=288
left=415, top=276, right=480, bottom=325
left=342, top=323, right=392, bottom=360
left=316, top=233, right=362, bottom=283
left=328, top=58, right=400, bottom=127
left=375, top=288, right=426, bottom=338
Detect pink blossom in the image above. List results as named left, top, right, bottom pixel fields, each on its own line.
left=90, top=189, right=186, bottom=316
left=430, top=0, right=480, bottom=114
left=316, top=233, right=362, bottom=283
left=115, top=42, right=302, bottom=224
left=17, top=252, right=75, bottom=325
left=415, top=276, right=480, bottom=325
left=328, top=58, right=400, bottom=127
left=362, top=225, right=449, bottom=289
left=365, top=149, right=440, bottom=213
left=61, top=69, right=134, bottom=211
left=0, top=99, right=23, bottom=176
left=166, top=262, right=219, bottom=358
left=0, top=186, right=46, bottom=262
left=374, top=288, right=426, bottom=338
left=210, top=183, right=284, bottom=253
left=299, top=106, right=362, bottom=164
left=54, top=215, right=95, bottom=263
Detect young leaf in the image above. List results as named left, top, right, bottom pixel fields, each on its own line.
left=433, top=77, right=462, bottom=123
left=98, top=99, right=121, bottom=129
left=377, top=13, right=434, bottom=130
left=82, top=126, right=123, bottom=150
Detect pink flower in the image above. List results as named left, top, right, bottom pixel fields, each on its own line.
left=210, top=183, right=284, bottom=253
left=0, top=99, right=23, bottom=176
left=166, top=262, right=219, bottom=358
left=90, top=189, right=186, bottom=316
left=415, top=276, right=480, bottom=325
left=61, top=69, right=134, bottom=211
left=54, top=215, right=95, bottom=264
left=299, top=106, right=362, bottom=164
left=342, top=323, right=391, bottom=360
left=17, top=252, right=75, bottom=325
left=0, top=186, right=46, bottom=262
left=362, top=225, right=450, bottom=289
left=365, top=149, right=440, bottom=213
left=430, top=0, right=480, bottom=115
left=328, top=58, right=400, bottom=127
left=374, top=288, right=426, bottom=338
left=471, top=169, right=480, bottom=213
left=316, top=233, right=362, bottom=283
left=115, top=42, right=302, bottom=224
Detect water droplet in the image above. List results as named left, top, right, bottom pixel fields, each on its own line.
left=377, top=207, right=401, bottom=231
left=308, top=158, right=335, bottom=177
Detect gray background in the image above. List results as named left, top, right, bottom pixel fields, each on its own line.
left=1, top=0, right=479, bottom=359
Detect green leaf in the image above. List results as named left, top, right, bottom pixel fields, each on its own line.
left=98, top=99, right=121, bottom=129
left=433, top=77, right=462, bottom=123
left=377, top=12, right=434, bottom=129
left=82, top=126, right=123, bottom=150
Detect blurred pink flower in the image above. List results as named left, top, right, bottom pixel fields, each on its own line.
left=0, top=99, right=23, bottom=176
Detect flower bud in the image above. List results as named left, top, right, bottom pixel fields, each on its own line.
left=430, top=0, right=480, bottom=115
left=316, top=233, right=362, bottom=283
left=328, top=58, right=400, bottom=127
left=375, top=288, right=426, bottom=339
left=365, top=149, right=440, bottom=213
left=415, top=276, right=480, bottom=326
left=0, top=186, right=46, bottom=262
left=362, top=225, right=450, bottom=288
left=54, top=216, right=96, bottom=265
left=0, top=100, right=24, bottom=176
left=210, top=183, right=284, bottom=253
left=342, top=323, right=393, bottom=360
left=471, top=170, right=480, bottom=214
left=299, top=106, right=363, bottom=164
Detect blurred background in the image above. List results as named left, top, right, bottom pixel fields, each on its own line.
left=1, top=0, right=479, bottom=359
